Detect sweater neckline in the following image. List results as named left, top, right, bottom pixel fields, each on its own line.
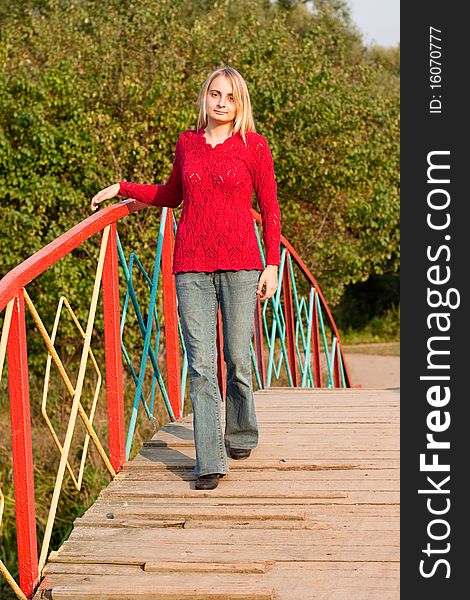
left=197, top=127, right=237, bottom=150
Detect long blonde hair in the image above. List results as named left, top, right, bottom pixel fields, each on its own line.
left=196, top=66, right=256, bottom=144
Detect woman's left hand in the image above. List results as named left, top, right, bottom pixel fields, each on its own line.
left=256, top=265, right=279, bottom=301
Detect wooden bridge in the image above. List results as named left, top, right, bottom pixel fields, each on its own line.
left=1, top=202, right=398, bottom=599
left=33, top=387, right=399, bottom=599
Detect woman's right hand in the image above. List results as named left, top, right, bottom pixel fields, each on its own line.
left=91, top=183, right=120, bottom=212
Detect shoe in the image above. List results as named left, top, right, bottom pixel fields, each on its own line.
left=195, top=473, right=221, bottom=490
left=228, top=447, right=251, bottom=460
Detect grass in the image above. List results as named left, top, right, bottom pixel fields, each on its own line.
left=342, top=342, right=400, bottom=356
left=339, top=306, right=400, bottom=347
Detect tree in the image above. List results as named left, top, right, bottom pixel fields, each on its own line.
left=0, top=0, right=399, bottom=307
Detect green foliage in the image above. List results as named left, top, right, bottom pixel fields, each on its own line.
left=339, top=305, right=400, bottom=345
left=0, top=2, right=398, bottom=593
left=335, top=272, right=400, bottom=344
left=335, top=272, right=399, bottom=329
left=1, top=0, right=399, bottom=307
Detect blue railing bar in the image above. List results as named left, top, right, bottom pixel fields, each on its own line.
left=117, top=240, right=170, bottom=422
left=126, top=208, right=169, bottom=458
left=316, top=293, right=334, bottom=388
left=301, top=287, right=315, bottom=388
left=338, top=347, right=346, bottom=388
left=117, top=238, right=174, bottom=419
left=264, top=248, right=293, bottom=388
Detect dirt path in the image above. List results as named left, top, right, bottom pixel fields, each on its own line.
left=345, top=353, right=400, bottom=389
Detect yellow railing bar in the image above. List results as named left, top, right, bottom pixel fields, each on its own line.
left=24, top=291, right=115, bottom=485
left=0, top=299, right=14, bottom=389
left=0, top=489, right=28, bottom=600
left=36, top=224, right=111, bottom=574
left=40, top=295, right=103, bottom=490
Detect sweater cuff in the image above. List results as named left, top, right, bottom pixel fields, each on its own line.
left=118, top=182, right=128, bottom=197
left=266, top=252, right=280, bottom=267
left=118, top=181, right=155, bottom=206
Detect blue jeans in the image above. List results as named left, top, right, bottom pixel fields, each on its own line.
left=175, top=269, right=262, bottom=478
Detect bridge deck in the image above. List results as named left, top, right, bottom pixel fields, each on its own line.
left=34, top=388, right=399, bottom=599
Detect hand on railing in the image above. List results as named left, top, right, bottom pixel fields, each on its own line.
left=256, top=264, right=278, bottom=301
left=91, top=183, right=121, bottom=212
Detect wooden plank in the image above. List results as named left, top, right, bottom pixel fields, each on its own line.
left=102, top=477, right=399, bottom=493
left=63, top=525, right=399, bottom=547
left=74, top=516, right=399, bottom=533
left=91, top=495, right=399, bottom=507
left=113, top=468, right=399, bottom=481
left=36, top=565, right=400, bottom=599
left=135, top=449, right=400, bottom=461
left=84, top=499, right=399, bottom=513
left=98, top=480, right=399, bottom=502
left=117, top=473, right=400, bottom=488
left=81, top=501, right=399, bottom=522
left=80, top=505, right=309, bottom=522
left=125, top=459, right=400, bottom=470
left=41, top=574, right=275, bottom=600
left=45, top=560, right=400, bottom=575
left=142, top=441, right=400, bottom=451
left=147, top=432, right=400, bottom=444
left=32, top=388, right=400, bottom=599
left=144, top=561, right=274, bottom=574
left=48, top=541, right=399, bottom=563
left=78, top=505, right=399, bottom=533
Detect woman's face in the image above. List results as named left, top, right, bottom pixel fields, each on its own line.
left=206, top=75, right=237, bottom=126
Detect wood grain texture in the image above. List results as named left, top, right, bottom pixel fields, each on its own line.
left=34, top=388, right=400, bottom=599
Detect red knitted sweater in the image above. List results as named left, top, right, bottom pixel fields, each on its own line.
left=118, top=127, right=281, bottom=275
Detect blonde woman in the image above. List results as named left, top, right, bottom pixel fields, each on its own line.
left=91, top=66, right=281, bottom=490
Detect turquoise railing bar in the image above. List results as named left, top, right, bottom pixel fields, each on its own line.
left=295, top=296, right=314, bottom=387
left=178, top=313, right=188, bottom=413
left=253, top=220, right=351, bottom=390
left=253, top=217, right=282, bottom=390
left=316, top=293, right=334, bottom=388
left=300, top=287, right=315, bottom=388
left=117, top=234, right=175, bottom=427
left=250, top=340, right=262, bottom=390
left=117, top=208, right=173, bottom=458
left=254, top=220, right=266, bottom=270
left=330, top=336, right=338, bottom=389
left=119, top=250, right=162, bottom=418
left=117, top=243, right=163, bottom=424
left=289, top=254, right=315, bottom=388
left=126, top=207, right=166, bottom=457
left=263, top=248, right=293, bottom=388
left=114, top=206, right=350, bottom=456
left=338, top=346, right=346, bottom=388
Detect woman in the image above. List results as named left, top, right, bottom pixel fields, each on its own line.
left=91, top=66, right=281, bottom=490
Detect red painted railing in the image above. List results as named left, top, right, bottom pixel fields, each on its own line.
left=0, top=201, right=145, bottom=598
left=0, top=200, right=351, bottom=598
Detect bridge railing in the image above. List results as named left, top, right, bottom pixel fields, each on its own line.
left=0, top=200, right=350, bottom=599
left=252, top=223, right=351, bottom=390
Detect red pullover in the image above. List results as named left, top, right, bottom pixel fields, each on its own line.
left=119, top=127, right=281, bottom=275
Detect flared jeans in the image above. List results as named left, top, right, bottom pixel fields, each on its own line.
left=175, top=269, right=262, bottom=478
